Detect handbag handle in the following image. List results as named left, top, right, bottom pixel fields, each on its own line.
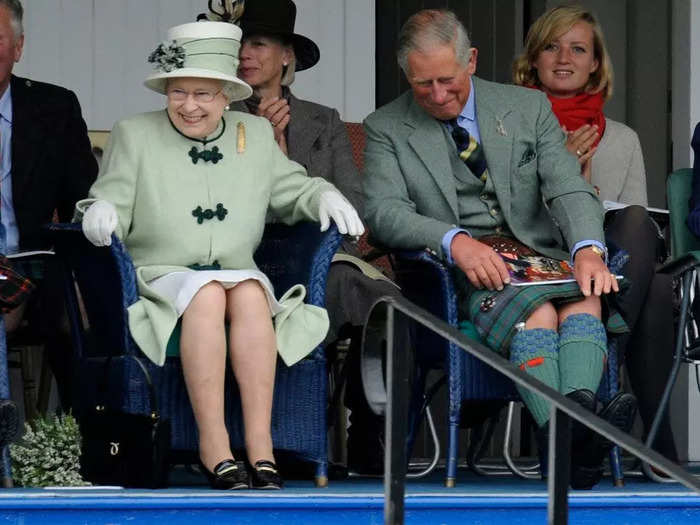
left=96, top=354, right=160, bottom=419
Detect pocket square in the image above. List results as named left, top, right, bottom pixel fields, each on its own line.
left=518, top=150, right=536, bottom=167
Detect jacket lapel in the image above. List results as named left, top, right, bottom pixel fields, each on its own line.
left=287, top=94, right=323, bottom=167
left=405, top=98, right=459, bottom=219
left=10, top=75, right=43, bottom=205
left=473, top=77, right=514, bottom=220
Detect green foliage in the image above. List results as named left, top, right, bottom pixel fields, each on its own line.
left=10, top=413, right=90, bottom=487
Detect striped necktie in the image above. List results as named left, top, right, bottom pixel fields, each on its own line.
left=449, top=120, right=487, bottom=180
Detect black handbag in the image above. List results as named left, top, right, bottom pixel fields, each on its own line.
left=79, top=355, right=171, bottom=488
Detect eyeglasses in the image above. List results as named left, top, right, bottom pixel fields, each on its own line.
left=166, top=88, right=223, bottom=103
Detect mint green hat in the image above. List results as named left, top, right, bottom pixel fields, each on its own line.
left=144, top=21, right=252, bottom=102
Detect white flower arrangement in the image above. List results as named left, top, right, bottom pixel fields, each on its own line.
left=10, top=413, right=90, bottom=487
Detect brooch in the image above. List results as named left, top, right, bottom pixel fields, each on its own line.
left=496, top=118, right=507, bottom=137
left=237, top=122, right=245, bottom=153
left=480, top=295, right=496, bottom=312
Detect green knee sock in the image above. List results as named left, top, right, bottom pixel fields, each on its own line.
left=509, top=328, right=559, bottom=427
left=558, top=313, right=607, bottom=395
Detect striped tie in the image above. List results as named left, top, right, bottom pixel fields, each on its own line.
left=450, top=121, right=487, bottom=180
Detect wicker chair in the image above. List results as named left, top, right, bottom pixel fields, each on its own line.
left=393, top=249, right=625, bottom=486
left=47, top=221, right=341, bottom=487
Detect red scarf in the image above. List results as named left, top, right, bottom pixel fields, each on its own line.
left=539, top=90, right=606, bottom=148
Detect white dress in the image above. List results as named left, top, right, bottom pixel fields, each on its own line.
left=148, top=269, right=285, bottom=317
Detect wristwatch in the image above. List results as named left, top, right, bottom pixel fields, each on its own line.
left=587, top=245, right=606, bottom=260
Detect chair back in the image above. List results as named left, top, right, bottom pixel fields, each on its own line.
left=667, top=168, right=700, bottom=259
left=344, top=122, right=366, bottom=172
left=48, top=224, right=138, bottom=359
left=343, top=121, right=395, bottom=279
left=255, top=222, right=340, bottom=311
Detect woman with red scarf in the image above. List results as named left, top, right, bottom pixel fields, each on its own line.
left=513, top=5, right=678, bottom=465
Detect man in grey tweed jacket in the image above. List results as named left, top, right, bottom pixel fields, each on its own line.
left=363, top=9, right=636, bottom=489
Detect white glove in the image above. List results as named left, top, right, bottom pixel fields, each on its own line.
left=82, top=200, right=118, bottom=247
left=318, top=191, right=365, bottom=237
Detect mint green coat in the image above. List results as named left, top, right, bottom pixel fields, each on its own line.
left=77, top=110, right=335, bottom=366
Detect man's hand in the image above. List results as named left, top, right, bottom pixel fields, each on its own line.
left=257, top=96, right=290, bottom=154
left=451, top=234, right=511, bottom=291
left=573, top=247, right=619, bottom=297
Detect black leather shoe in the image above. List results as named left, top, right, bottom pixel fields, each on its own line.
left=249, top=460, right=283, bottom=489
left=566, top=389, right=596, bottom=449
left=599, top=392, right=637, bottom=435
left=0, top=400, right=19, bottom=447
left=199, top=459, right=249, bottom=490
left=570, top=391, right=638, bottom=490
left=565, top=389, right=602, bottom=490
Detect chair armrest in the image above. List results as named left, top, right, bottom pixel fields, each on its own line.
left=658, top=251, right=700, bottom=278
left=392, top=249, right=460, bottom=368
left=307, top=224, right=343, bottom=308
left=393, top=249, right=459, bottom=325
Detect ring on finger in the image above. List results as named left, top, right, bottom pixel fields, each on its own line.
left=576, top=149, right=583, bottom=157
left=271, top=121, right=277, bottom=127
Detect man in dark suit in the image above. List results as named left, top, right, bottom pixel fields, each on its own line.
left=0, top=0, right=98, bottom=410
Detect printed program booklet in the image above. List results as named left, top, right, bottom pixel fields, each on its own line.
left=500, top=252, right=577, bottom=286
left=479, top=235, right=622, bottom=286
left=499, top=252, right=623, bottom=287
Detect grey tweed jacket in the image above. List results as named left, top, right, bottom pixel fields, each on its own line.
left=362, top=76, right=605, bottom=261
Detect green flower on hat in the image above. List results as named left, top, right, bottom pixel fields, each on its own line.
left=148, top=41, right=186, bottom=73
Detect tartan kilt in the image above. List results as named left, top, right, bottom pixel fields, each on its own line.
left=460, top=276, right=628, bottom=357
left=0, top=256, right=36, bottom=312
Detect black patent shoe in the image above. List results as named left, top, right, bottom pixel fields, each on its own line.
left=249, top=460, right=283, bottom=489
left=199, top=459, right=249, bottom=490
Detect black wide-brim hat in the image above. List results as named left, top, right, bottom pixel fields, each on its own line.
left=239, top=0, right=320, bottom=71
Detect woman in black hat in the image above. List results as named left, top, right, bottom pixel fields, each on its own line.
left=230, top=0, right=405, bottom=475
left=235, top=0, right=360, bottom=208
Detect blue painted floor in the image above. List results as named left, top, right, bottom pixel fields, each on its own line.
left=0, top=468, right=698, bottom=524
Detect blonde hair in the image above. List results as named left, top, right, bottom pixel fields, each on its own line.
left=512, top=5, right=613, bottom=100
left=280, top=51, right=296, bottom=87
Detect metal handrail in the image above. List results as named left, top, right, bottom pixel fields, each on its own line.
left=362, top=296, right=700, bottom=525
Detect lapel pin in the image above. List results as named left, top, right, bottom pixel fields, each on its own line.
left=496, top=118, right=507, bottom=137
left=237, top=122, right=245, bottom=154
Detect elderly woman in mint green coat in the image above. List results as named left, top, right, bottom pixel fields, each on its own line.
left=76, top=21, right=363, bottom=490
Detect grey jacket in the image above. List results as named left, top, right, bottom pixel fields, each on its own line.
left=233, top=92, right=362, bottom=214
left=362, top=76, right=605, bottom=261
